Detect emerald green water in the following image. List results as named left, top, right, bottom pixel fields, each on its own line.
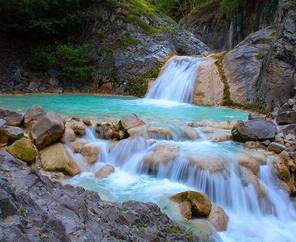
left=0, top=94, right=248, bottom=123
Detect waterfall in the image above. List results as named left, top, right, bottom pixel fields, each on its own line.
left=145, top=56, right=204, bottom=103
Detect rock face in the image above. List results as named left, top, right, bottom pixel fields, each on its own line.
left=0, top=106, right=24, bottom=126
left=193, top=58, right=224, bottom=106
left=0, top=151, right=200, bottom=242
left=7, top=138, right=37, bottom=165
left=40, top=143, right=82, bottom=176
left=23, top=104, right=46, bottom=127
left=233, top=119, right=276, bottom=142
left=223, top=28, right=275, bottom=106
left=169, top=191, right=212, bottom=218
left=31, top=112, right=65, bottom=150
left=0, top=125, right=24, bottom=145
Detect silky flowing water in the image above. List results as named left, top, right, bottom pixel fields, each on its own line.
left=1, top=94, right=295, bottom=241
left=1, top=56, right=295, bottom=241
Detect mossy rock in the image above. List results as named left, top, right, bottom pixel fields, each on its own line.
left=169, top=191, right=212, bottom=218
left=7, top=138, right=37, bottom=165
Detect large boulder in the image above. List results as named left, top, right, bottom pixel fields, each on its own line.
left=31, top=112, right=65, bottom=150
left=185, top=154, right=225, bottom=173
left=0, top=106, right=24, bottom=126
left=169, top=191, right=212, bottom=218
left=120, top=113, right=145, bottom=130
left=232, top=119, right=276, bottom=142
left=6, top=138, right=37, bottom=165
left=40, top=143, right=83, bottom=176
left=23, top=104, right=46, bottom=127
left=207, top=205, right=228, bottom=232
left=95, top=164, right=114, bottom=179
left=268, top=142, right=287, bottom=154
left=143, top=144, right=179, bottom=172
left=0, top=125, right=24, bottom=145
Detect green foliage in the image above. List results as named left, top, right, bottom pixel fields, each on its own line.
left=49, top=43, right=96, bottom=82
left=29, top=47, right=51, bottom=71
left=219, top=0, right=243, bottom=17
left=256, top=53, right=265, bottom=60
left=231, top=128, right=238, bottom=136
left=167, top=225, right=182, bottom=233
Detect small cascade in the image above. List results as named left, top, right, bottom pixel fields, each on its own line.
left=145, top=56, right=204, bottom=103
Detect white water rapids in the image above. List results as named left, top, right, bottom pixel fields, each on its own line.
left=58, top=56, right=296, bottom=242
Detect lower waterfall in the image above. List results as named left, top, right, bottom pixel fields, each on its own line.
left=145, top=56, right=204, bottom=103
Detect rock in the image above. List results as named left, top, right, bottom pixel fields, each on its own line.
left=209, top=132, right=230, bottom=142
left=120, top=113, right=145, bottom=130
left=207, top=205, right=228, bottom=232
left=143, top=144, right=179, bottom=172
left=96, top=122, right=113, bottom=139
left=243, top=141, right=262, bottom=150
left=31, top=111, right=65, bottom=150
left=147, top=127, right=172, bottom=140
left=40, top=143, right=83, bottom=176
left=0, top=189, right=18, bottom=218
left=222, top=28, right=275, bottom=106
left=192, top=58, right=224, bottom=106
left=190, top=219, right=219, bottom=242
left=0, top=106, right=24, bottom=126
left=0, top=150, right=199, bottom=241
left=261, top=140, right=271, bottom=147
left=249, top=152, right=267, bottom=166
left=70, top=123, right=86, bottom=136
left=179, top=126, right=200, bottom=140
left=49, top=172, right=65, bottom=179
left=241, top=167, right=266, bottom=201
left=169, top=191, right=212, bottom=218
left=276, top=111, right=296, bottom=125
left=268, top=142, right=287, bottom=154
left=237, top=153, right=260, bottom=176
left=232, top=119, right=276, bottom=142
left=178, top=202, right=192, bottom=221
left=61, top=127, right=76, bottom=144
left=27, top=81, right=38, bottom=92
left=196, top=119, right=237, bottom=130
left=273, top=156, right=290, bottom=182
left=248, top=112, right=265, bottom=120
left=279, top=103, right=292, bottom=113
left=23, top=104, right=46, bottom=127
left=95, top=164, right=114, bottom=179
left=70, top=139, right=89, bottom=153
left=185, top=153, right=225, bottom=173
left=80, top=144, right=100, bottom=166
left=0, top=125, right=24, bottom=145
left=0, top=119, right=7, bottom=127
left=282, top=124, right=296, bottom=136
left=71, top=116, right=80, bottom=122
left=83, top=118, right=92, bottom=126
left=288, top=99, right=296, bottom=106
left=201, top=129, right=215, bottom=133
left=49, top=77, right=59, bottom=86
left=7, top=138, right=37, bottom=165
left=113, top=130, right=125, bottom=140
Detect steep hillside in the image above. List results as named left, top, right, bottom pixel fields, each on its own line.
left=0, top=0, right=209, bottom=96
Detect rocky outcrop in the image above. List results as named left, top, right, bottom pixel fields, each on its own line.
left=0, top=151, right=200, bottom=241
left=223, top=27, right=275, bottom=105
left=193, top=58, right=224, bottom=106
left=31, top=111, right=65, bottom=150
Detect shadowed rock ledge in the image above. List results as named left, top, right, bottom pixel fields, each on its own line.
left=0, top=151, right=199, bottom=242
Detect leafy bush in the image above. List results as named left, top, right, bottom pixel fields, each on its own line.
left=29, top=46, right=51, bottom=71
left=49, top=43, right=96, bottom=82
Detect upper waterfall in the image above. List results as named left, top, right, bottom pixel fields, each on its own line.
left=145, top=56, right=204, bottom=103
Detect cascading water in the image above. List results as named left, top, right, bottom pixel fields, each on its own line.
left=145, top=56, right=204, bottom=103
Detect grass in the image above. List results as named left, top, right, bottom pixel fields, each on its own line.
left=256, top=53, right=265, bottom=60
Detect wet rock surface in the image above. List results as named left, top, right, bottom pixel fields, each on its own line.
left=0, top=151, right=199, bottom=242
